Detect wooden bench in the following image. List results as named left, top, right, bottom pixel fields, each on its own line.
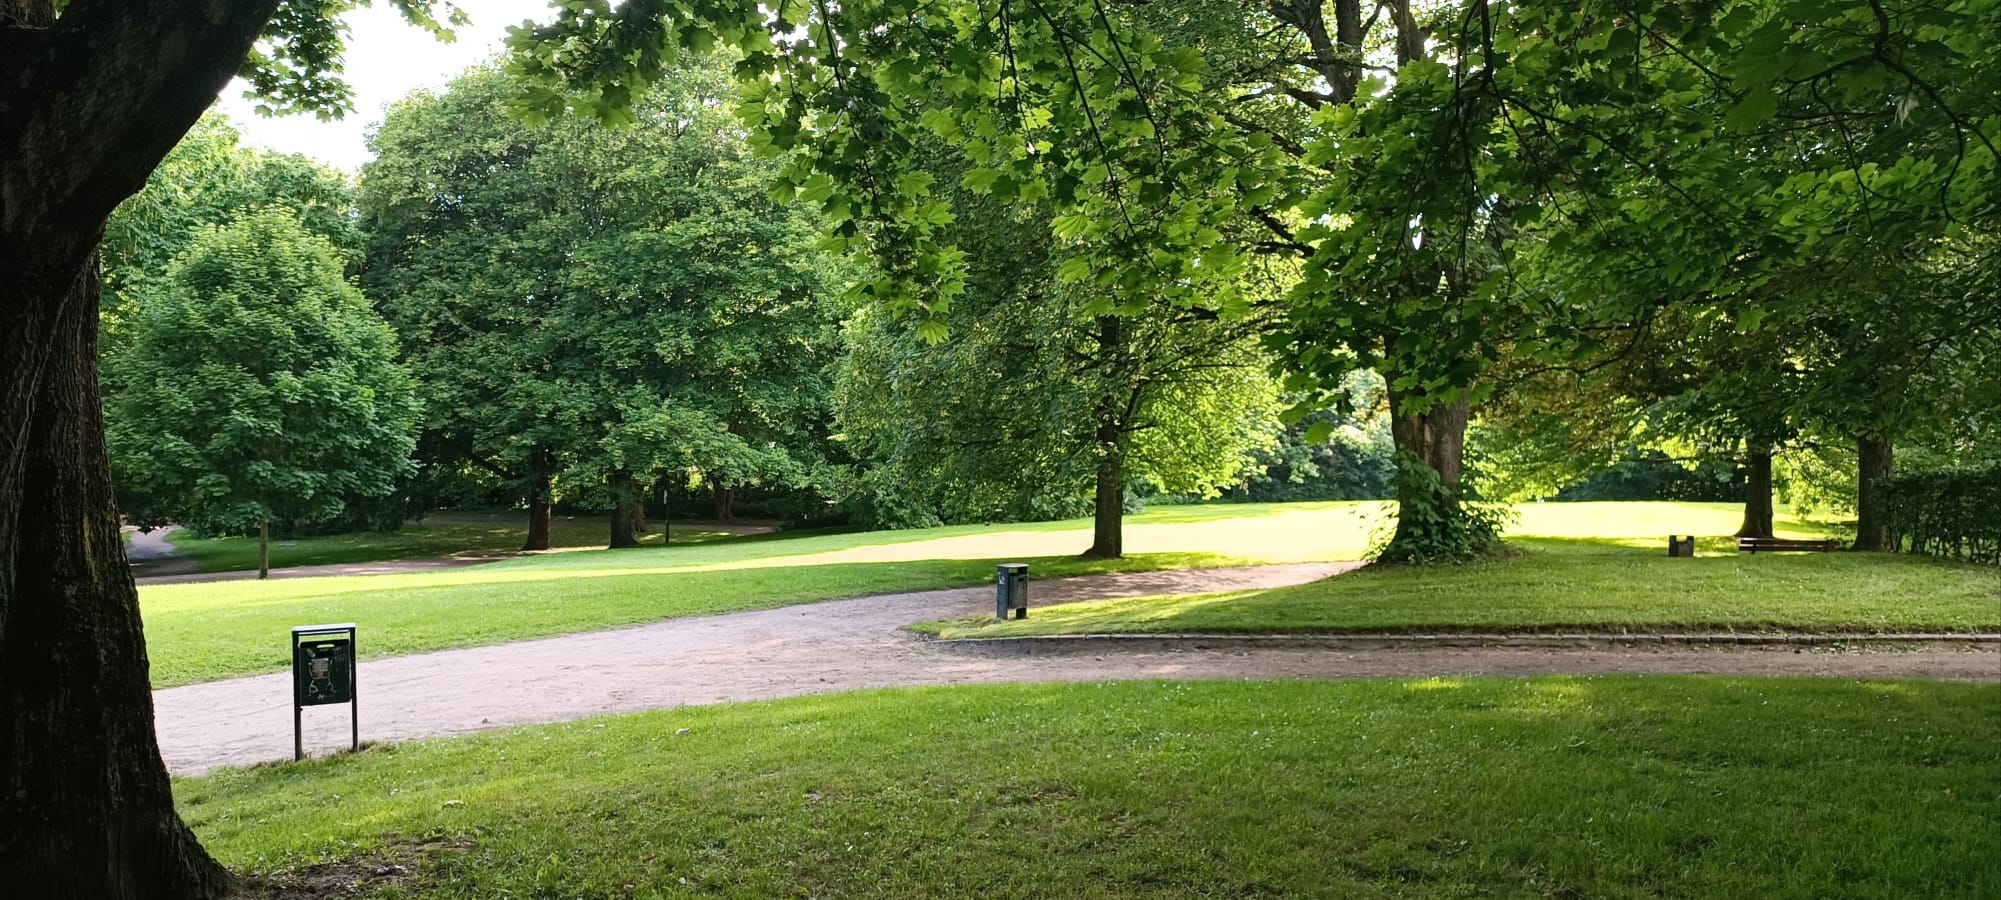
left=1737, top=537, right=1840, bottom=554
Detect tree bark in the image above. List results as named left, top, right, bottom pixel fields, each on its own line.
left=1735, top=441, right=1776, bottom=539
left=608, top=469, right=641, bottom=549
left=1, top=0, right=290, bottom=893
left=0, top=252, right=233, bottom=898
left=1083, top=425, right=1125, bottom=560
left=1082, top=316, right=1131, bottom=560
left=1381, top=386, right=1473, bottom=556
left=521, top=448, right=552, bottom=552
left=1386, top=388, right=1470, bottom=488
left=1853, top=435, right=1894, bottom=552
left=257, top=520, right=269, bottom=580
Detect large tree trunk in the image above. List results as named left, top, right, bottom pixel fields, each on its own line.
left=0, top=252, right=233, bottom=898
left=1386, top=388, right=1469, bottom=487
left=1083, top=421, right=1125, bottom=560
left=2, top=0, right=289, bottom=894
left=1736, top=441, right=1776, bottom=539
left=257, top=520, right=269, bottom=579
left=1854, top=435, right=1894, bottom=552
left=1381, top=387, right=1473, bottom=557
left=521, top=448, right=552, bottom=552
left=608, top=469, right=642, bottom=549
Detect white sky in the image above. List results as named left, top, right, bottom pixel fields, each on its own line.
left=213, top=0, right=556, bottom=172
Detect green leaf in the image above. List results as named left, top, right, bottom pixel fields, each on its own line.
left=1723, top=91, right=1778, bottom=131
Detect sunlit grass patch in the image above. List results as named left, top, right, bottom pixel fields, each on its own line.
left=177, top=677, right=2001, bottom=898
left=921, top=543, right=2001, bottom=639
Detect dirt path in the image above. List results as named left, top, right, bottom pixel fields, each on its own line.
left=133, top=522, right=780, bottom=585
left=153, top=561, right=2000, bottom=775
left=125, top=526, right=204, bottom=579
left=135, top=554, right=510, bottom=586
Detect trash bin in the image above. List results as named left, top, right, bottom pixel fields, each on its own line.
left=996, top=563, right=1029, bottom=619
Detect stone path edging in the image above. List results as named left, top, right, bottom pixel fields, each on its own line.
left=931, top=631, right=2001, bottom=656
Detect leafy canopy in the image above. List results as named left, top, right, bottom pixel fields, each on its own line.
left=107, top=207, right=420, bottom=533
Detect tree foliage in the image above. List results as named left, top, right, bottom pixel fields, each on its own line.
left=361, top=61, right=846, bottom=540
left=106, top=207, right=419, bottom=536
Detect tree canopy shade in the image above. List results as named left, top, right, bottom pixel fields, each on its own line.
left=361, top=62, right=845, bottom=549
left=106, top=208, right=419, bottom=577
left=0, top=0, right=455, bottom=894
left=509, top=0, right=2001, bottom=559
left=837, top=149, right=1278, bottom=556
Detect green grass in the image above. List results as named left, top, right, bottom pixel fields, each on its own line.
left=140, top=501, right=1386, bottom=686
left=144, top=551, right=1234, bottom=687
left=179, top=677, right=2001, bottom=898
left=161, top=510, right=741, bottom=574
left=918, top=541, right=2001, bottom=639
left=144, top=501, right=1957, bottom=687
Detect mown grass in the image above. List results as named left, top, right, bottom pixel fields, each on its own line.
left=143, top=501, right=1896, bottom=687
left=140, top=500, right=1385, bottom=686
left=161, top=510, right=741, bottom=574
left=178, top=677, right=2001, bottom=898
left=918, top=541, right=2001, bottom=639
left=143, top=551, right=1238, bottom=688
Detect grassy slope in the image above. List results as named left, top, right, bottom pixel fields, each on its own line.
left=180, top=678, right=2001, bottom=898
left=141, top=501, right=1370, bottom=687
left=921, top=506, right=2001, bottom=639
left=162, top=511, right=741, bottom=573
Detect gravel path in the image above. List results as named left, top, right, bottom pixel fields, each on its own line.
left=153, top=561, right=2000, bottom=775
left=135, top=554, right=508, bottom=586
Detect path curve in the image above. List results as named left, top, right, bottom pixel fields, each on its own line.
left=153, top=561, right=1999, bottom=775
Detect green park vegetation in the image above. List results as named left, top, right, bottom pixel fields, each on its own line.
left=920, top=545, right=2001, bottom=639
left=156, top=511, right=740, bottom=574
left=8, top=0, right=2001, bottom=896
left=140, top=500, right=1357, bottom=687
left=142, top=500, right=1986, bottom=688
left=178, top=678, right=2001, bottom=897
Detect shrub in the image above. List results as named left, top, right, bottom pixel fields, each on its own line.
left=1880, top=463, right=2001, bottom=564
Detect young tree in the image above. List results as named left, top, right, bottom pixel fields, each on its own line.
left=107, top=208, right=419, bottom=577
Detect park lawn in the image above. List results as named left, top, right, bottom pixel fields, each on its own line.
left=178, top=677, right=2001, bottom=898
left=918, top=543, right=2001, bottom=639
left=161, top=510, right=741, bottom=574
left=141, top=501, right=1865, bottom=687
left=139, top=500, right=1386, bottom=686
left=142, top=551, right=1238, bottom=687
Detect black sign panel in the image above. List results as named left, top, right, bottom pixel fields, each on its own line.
left=295, top=638, right=354, bottom=706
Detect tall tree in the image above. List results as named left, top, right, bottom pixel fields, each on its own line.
left=106, top=208, right=420, bottom=577
left=0, top=0, right=456, bottom=892
left=363, top=63, right=844, bottom=549
left=509, top=0, right=2000, bottom=563
left=837, top=151, right=1278, bottom=557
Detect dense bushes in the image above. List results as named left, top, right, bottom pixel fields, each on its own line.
left=1881, top=464, right=2001, bottom=564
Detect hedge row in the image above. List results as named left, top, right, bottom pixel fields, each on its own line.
left=1880, top=463, right=2001, bottom=565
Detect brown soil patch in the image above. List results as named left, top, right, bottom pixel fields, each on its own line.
left=227, top=838, right=471, bottom=899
